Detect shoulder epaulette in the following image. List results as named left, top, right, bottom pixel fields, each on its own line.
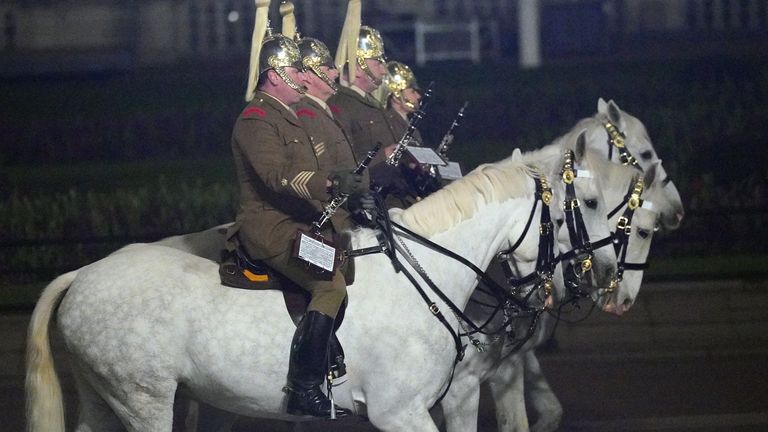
left=242, top=107, right=266, bottom=119
left=296, top=108, right=317, bottom=119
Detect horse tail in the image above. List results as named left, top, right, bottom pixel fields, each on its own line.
left=25, top=270, right=77, bottom=432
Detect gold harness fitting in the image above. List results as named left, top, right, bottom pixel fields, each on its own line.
left=627, top=178, right=645, bottom=210
left=607, top=277, right=619, bottom=294
left=562, top=168, right=575, bottom=184
left=616, top=216, right=631, bottom=235
left=605, top=122, right=626, bottom=148
left=542, top=278, right=554, bottom=297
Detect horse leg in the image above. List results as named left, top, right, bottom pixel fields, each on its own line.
left=71, top=364, right=124, bottom=432
left=440, top=373, right=481, bottom=432
left=488, top=353, right=529, bottom=432
left=83, top=368, right=178, bottom=432
left=523, top=351, right=563, bottom=432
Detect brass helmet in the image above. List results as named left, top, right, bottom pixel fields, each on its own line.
left=353, top=26, right=386, bottom=85
left=245, top=0, right=304, bottom=101
left=383, top=61, right=420, bottom=110
left=298, top=37, right=338, bottom=92
left=357, top=26, right=386, bottom=64
left=335, top=0, right=386, bottom=85
left=259, top=29, right=305, bottom=93
left=280, top=1, right=334, bottom=92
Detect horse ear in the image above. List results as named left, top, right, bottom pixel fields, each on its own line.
left=643, top=161, right=660, bottom=187
left=511, top=148, right=522, bottom=161
left=607, top=100, right=622, bottom=125
left=574, top=129, right=587, bottom=162
left=597, top=97, right=608, bottom=113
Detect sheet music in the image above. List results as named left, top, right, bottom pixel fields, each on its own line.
left=405, top=146, right=447, bottom=166
left=438, top=161, right=463, bottom=180
left=296, top=233, right=336, bottom=272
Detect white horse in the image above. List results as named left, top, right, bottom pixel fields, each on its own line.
left=497, top=169, right=663, bottom=432
left=183, top=101, right=682, bottom=432
left=465, top=100, right=683, bottom=432
left=585, top=98, right=684, bottom=231
left=142, top=131, right=627, bottom=432
left=511, top=100, right=686, bottom=432
left=442, top=153, right=666, bottom=432
left=25, top=139, right=618, bottom=431
left=141, top=129, right=625, bottom=432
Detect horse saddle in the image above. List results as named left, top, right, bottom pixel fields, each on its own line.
left=218, top=242, right=350, bottom=379
left=218, top=232, right=355, bottom=325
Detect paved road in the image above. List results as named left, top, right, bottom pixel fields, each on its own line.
left=3, top=279, right=768, bottom=431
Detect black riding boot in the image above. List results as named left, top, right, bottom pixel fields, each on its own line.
left=286, top=311, right=351, bottom=418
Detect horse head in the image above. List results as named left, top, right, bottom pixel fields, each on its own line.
left=587, top=98, right=684, bottom=232
left=523, top=130, right=621, bottom=308
left=601, top=161, right=665, bottom=315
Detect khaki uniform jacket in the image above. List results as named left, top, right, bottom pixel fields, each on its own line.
left=227, top=91, right=337, bottom=260
left=328, top=86, right=398, bottom=163
left=293, top=96, right=362, bottom=233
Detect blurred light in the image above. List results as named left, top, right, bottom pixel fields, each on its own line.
left=228, top=11, right=239, bottom=23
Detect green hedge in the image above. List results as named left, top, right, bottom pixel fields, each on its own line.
left=1, top=169, right=237, bottom=277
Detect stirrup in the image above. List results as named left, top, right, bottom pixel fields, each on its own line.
left=284, top=385, right=351, bottom=419
left=329, top=360, right=347, bottom=379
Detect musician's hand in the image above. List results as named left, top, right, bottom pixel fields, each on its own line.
left=347, top=192, right=378, bottom=220
left=383, top=143, right=398, bottom=158
left=329, top=170, right=366, bottom=196
left=369, top=162, right=401, bottom=189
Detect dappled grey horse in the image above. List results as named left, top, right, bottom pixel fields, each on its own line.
left=26, top=139, right=619, bottom=431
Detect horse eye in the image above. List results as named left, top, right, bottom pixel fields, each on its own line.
left=654, top=223, right=661, bottom=232
left=640, top=150, right=653, bottom=160
left=638, top=229, right=650, bottom=239
left=585, top=199, right=598, bottom=209
left=556, top=218, right=564, bottom=227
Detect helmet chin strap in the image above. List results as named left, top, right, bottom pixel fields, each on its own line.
left=310, top=65, right=339, bottom=93
left=275, top=66, right=307, bottom=94
left=357, top=57, right=382, bottom=86
left=400, top=95, right=416, bottom=111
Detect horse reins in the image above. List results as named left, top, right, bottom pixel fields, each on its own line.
left=495, top=173, right=557, bottom=305
left=610, top=176, right=653, bottom=283
left=556, top=150, right=616, bottom=296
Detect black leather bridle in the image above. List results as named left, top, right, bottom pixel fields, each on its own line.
left=556, top=150, right=617, bottom=296
left=607, top=176, right=653, bottom=283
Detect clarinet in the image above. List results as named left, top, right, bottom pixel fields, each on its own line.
left=436, top=101, right=468, bottom=160
left=312, top=143, right=382, bottom=234
left=386, top=82, right=434, bottom=166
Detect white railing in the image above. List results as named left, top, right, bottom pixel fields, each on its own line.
left=684, top=0, right=767, bottom=31
left=414, top=19, right=482, bottom=66
left=2, top=0, right=767, bottom=70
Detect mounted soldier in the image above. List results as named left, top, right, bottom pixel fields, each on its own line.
left=281, top=0, right=377, bottom=395
left=224, top=0, right=362, bottom=418
left=328, top=0, right=424, bottom=208
left=379, top=60, right=443, bottom=196
left=378, top=60, right=424, bottom=146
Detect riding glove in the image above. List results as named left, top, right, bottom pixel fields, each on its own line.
left=328, top=170, right=367, bottom=196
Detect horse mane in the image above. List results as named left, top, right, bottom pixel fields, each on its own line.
left=397, top=157, right=536, bottom=238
